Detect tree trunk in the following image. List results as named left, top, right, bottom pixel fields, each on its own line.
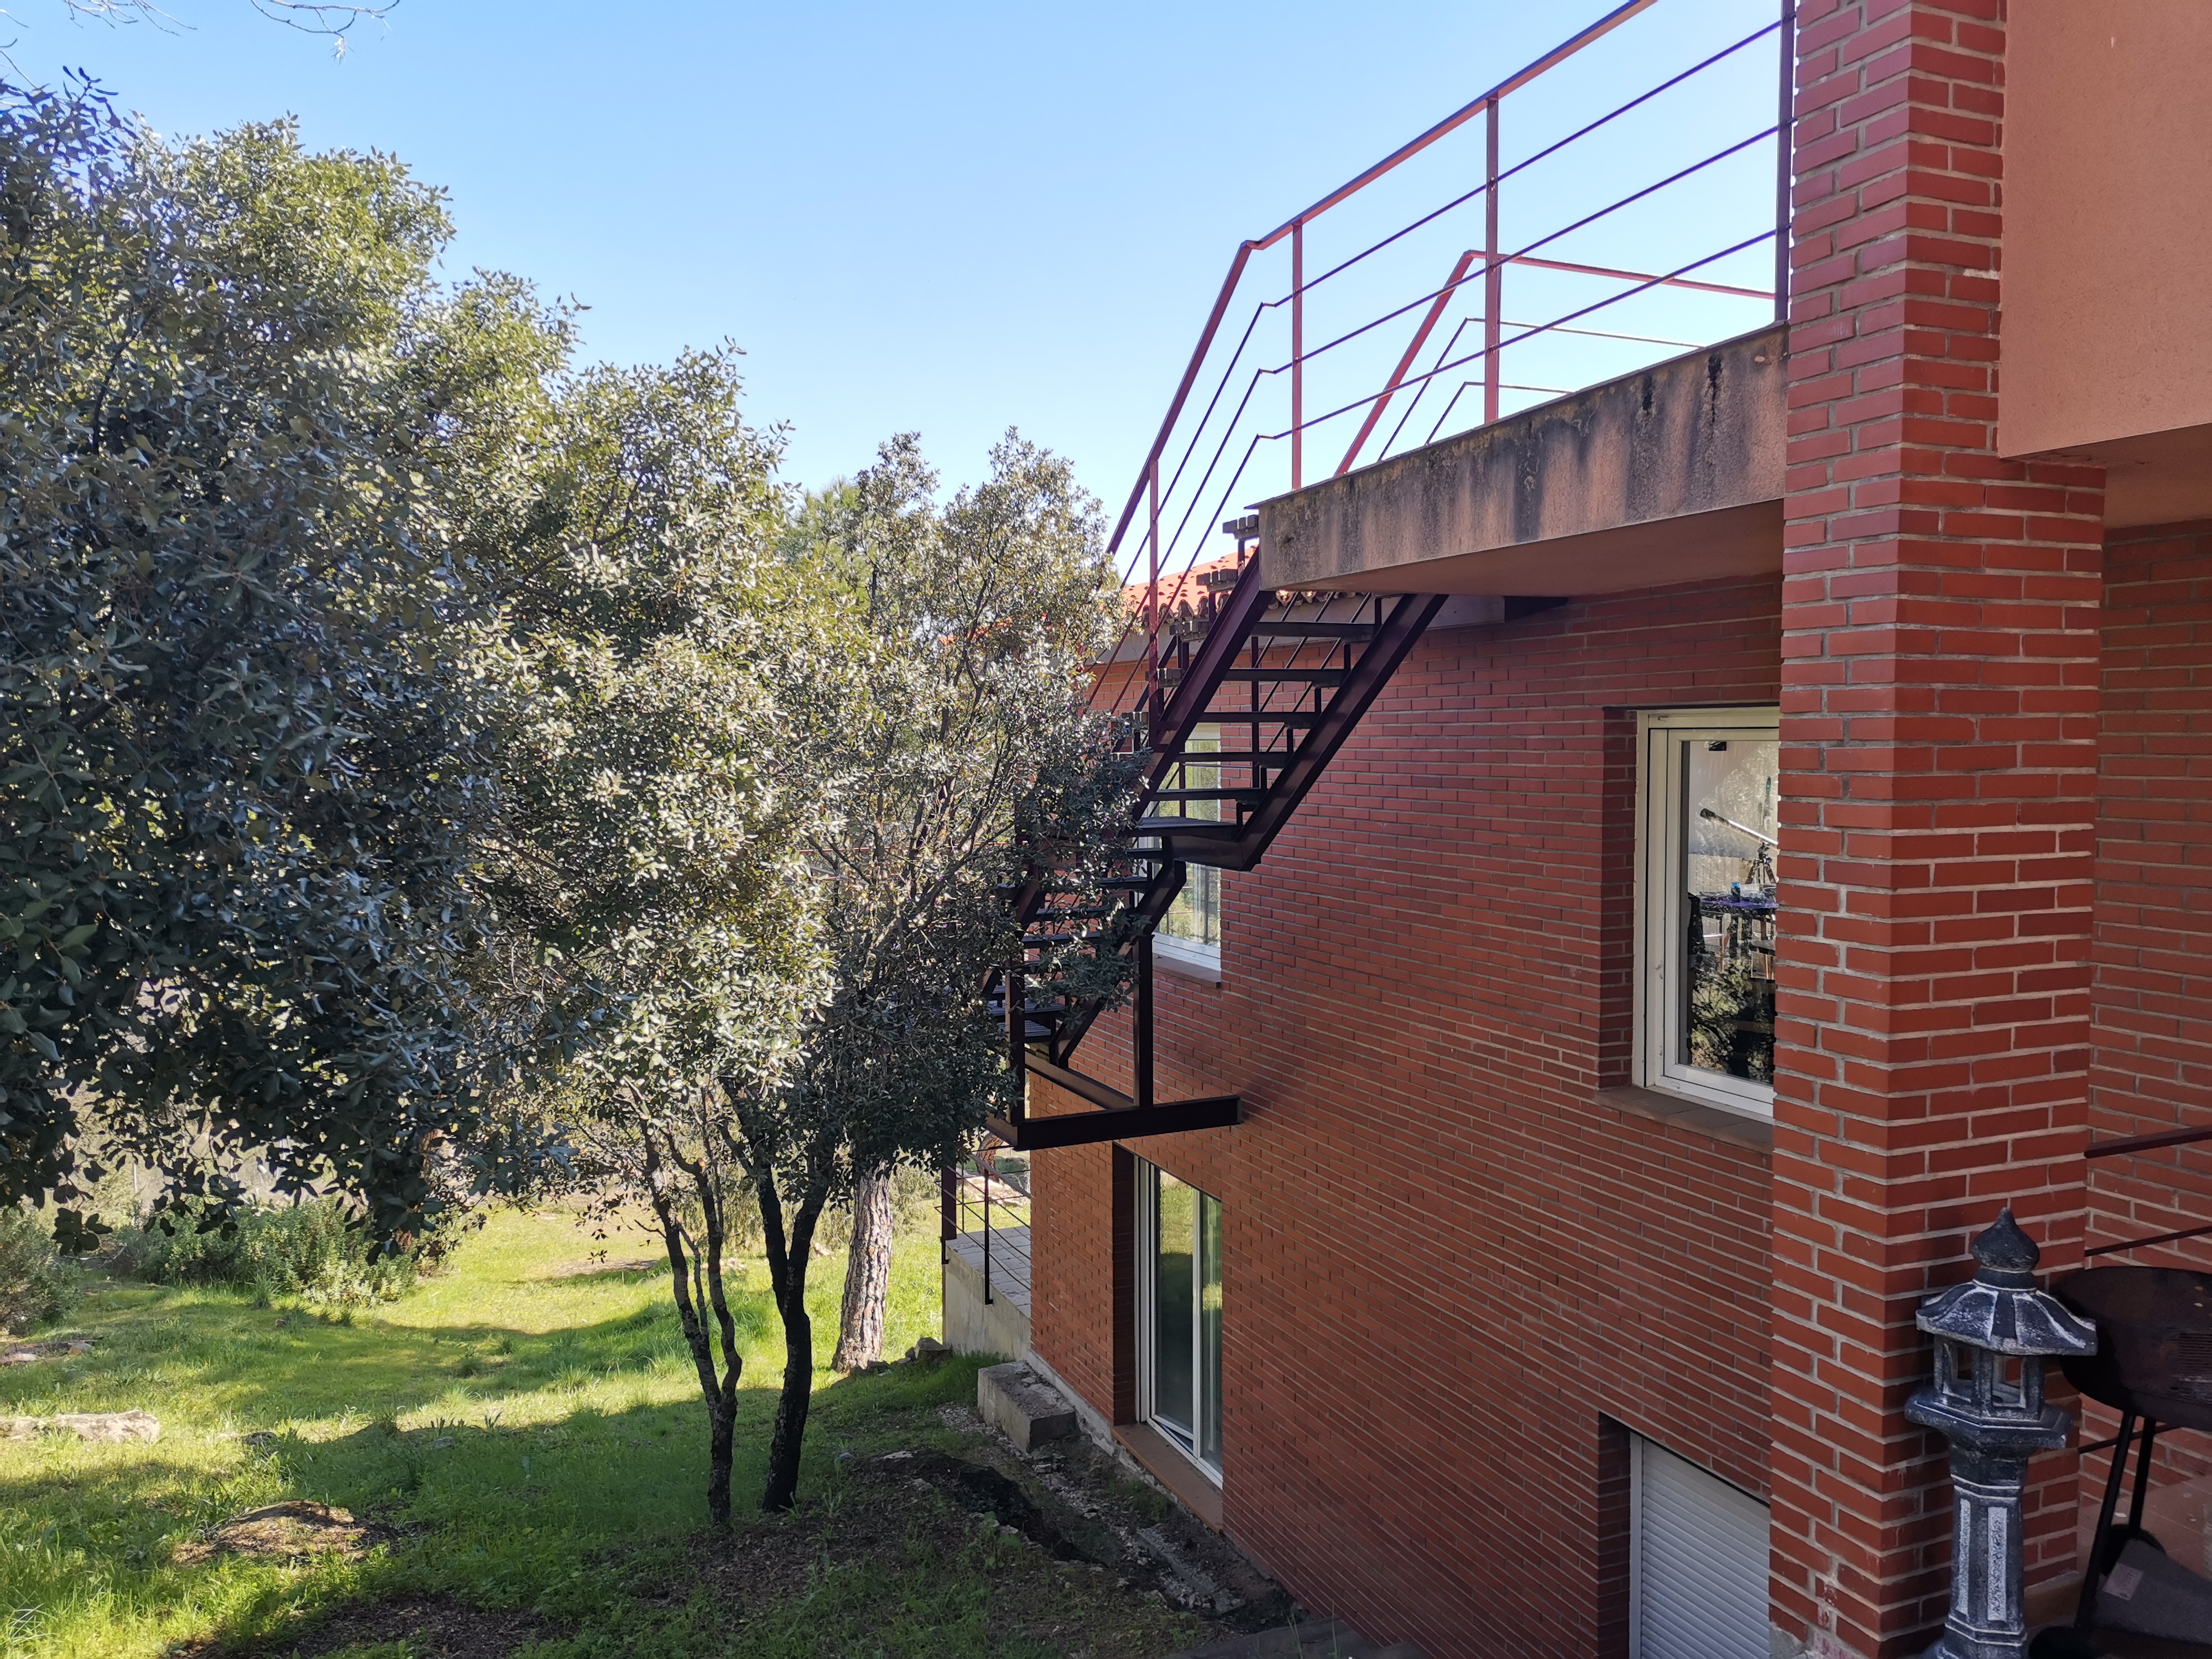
left=705, top=1395, right=734, bottom=1524
left=759, top=1172, right=828, bottom=1512
left=831, top=1171, right=895, bottom=1371
left=763, top=1286, right=813, bottom=1510
left=644, top=1135, right=742, bottom=1528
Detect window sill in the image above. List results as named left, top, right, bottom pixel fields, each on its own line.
left=1114, top=1421, right=1224, bottom=1528
left=1152, top=937, right=1222, bottom=985
left=1594, top=1084, right=1773, bottom=1156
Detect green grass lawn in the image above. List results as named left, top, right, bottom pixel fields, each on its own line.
left=0, top=1207, right=983, bottom=1658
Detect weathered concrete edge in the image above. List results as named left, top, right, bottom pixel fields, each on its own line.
left=1261, top=323, right=1785, bottom=591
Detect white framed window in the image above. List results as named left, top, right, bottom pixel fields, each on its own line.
left=1155, top=725, right=1222, bottom=979
left=1635, top=708, right=1781, bottom=1118
left=1134, top=1158, right=1222, bottom=1481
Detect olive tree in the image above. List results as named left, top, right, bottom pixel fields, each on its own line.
left=0, top=84, right=567, bottom=1244
left=523, top=429, right=1138, bottom=1521
left=470, top=349, right=838, bottom=1528
left=774, top=434, right=1137, bottom=1484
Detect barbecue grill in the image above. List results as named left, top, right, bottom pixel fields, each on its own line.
left=2054, top=1266, right=2212, bottom=1637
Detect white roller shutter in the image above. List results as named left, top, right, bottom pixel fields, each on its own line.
left=1631, top=1434, right=1771, bottom=1659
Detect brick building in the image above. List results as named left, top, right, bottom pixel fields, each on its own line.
left=953, top=4, right=2212, bottom=1655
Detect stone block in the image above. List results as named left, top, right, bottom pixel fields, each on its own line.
left=976, top=1361, right=1074, bottom=1453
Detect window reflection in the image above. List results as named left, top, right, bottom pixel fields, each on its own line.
left=1678, top=738, right=1778, bottom=1086
left=1146, top=1165, right=1223, bottom=1473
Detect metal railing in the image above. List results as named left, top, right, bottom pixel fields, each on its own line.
left=940, top=1139, right=1030, bottom=1306
left=2084, top=1125, right=2212, bottom=1259
left=1100, top=0, right=1796, bottom=714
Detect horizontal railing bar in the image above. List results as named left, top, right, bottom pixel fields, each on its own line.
left=1122, top=359, right=1270, bottom=587
left=1098, top=430, right=1271, bottom=681
left=1121, top=200, right=1770, bottom=602
left=2086, top=1219, right=2212, bottom=1258
left=1508, top=254, right=1771, bottom=299
left=1511, top=317, right=1708, bottom=348
left=1268, top=126, right=1781, bottom=378
left=1251, top=0, right=1661, bottom=252
left=1144, top=299, right=1275, bottom=573
left=1105, top=9, right=1782, bottom=567
left=2085, top=1124, right=2212, bottom=1158
left=1262, top=229, right=1781, bottom=446
left=1282, top=16, right=1786, bottom=303
left=1104, top=241, right=1255, bottom=563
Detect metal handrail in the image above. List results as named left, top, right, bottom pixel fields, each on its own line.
left=2083, top=1121, right=2212, bottom=1260
left=1099, top=0, right=1667, bottom=559
left=941, top=1140, right=1030, bottom=1307
left=1093, top=0, right=1797, bottom=714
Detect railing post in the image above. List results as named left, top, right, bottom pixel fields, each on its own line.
left=1291, top=217, right=1305, bottom=489
left=1134, top=926, right=1155, bottom=1111
left=1005, top=957, right=1026, bottom=1114
left=980, top=1145, right=993, bottom=1307
left=1483, top=96, right=1502, bottom=425
left=940, top=1163, right=954, bottom=1265
left=1774, top=0, right=1794, bottom=326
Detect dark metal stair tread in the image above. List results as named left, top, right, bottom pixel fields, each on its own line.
left=1135, top=816, right=1242, bottom=836
left=1245, top=619, right=1375, bottom=638
left=1162, top=1622, right=1418, bottom=1659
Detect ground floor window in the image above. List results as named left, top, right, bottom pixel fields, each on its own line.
left=1630, top=1434, right=1770, bottom=1659
left=1134, top=1158, right=1222, bottom=1478
left=1637, top=707, right=1781, bottom=1117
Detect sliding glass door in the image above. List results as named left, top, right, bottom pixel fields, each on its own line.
left=1138, top=1160, right=1222, bottom=1475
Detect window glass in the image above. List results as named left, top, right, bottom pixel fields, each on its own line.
left=1160, top=726, right=1221, bottom=950
left=1141, top=1161, right=1224, bottom=1476
left=1640, top=712, right=1781, bottom=1117
left=1153, top=1175, right=1196, bottom=1443
left=1199, top=1190, right=1222, bottom=1466
left=1677, top=737, right=1778, bottom=1087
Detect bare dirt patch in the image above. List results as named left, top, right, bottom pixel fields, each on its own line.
left=172, top=1500, right=398, bottom=1567
left=664, top=1411, right=1297, bottom=1656
left=0, top=1335, right=93, bottom=1364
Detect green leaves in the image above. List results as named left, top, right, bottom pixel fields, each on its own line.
left=0, top=81, right=561, bottom=1240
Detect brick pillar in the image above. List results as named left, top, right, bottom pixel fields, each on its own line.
left=1771, top=4, right=2105, bottom=1656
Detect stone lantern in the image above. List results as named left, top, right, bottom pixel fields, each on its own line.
left=1906, top=1208, right=2098, bottom=1659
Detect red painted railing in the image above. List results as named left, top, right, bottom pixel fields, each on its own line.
left=1099, top=0, right=1797, bottom=711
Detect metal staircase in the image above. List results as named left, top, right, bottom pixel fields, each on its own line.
left=984, top=521, right=1447, bottom=1150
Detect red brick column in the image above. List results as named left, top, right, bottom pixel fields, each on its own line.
left=1772, top=3, right=2105, bottom=1655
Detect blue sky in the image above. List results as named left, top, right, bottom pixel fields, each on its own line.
left=4, top=0, right=1781, bottom=514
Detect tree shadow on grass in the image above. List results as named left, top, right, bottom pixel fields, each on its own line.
left=0, top=1259, right=987, bottom=1658
left=27, top=1359, right=990, bottom=1657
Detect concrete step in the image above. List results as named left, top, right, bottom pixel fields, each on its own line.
left=975, top=1361, right=1075, bottom=1453
left=1164, top=1619, right=1422, bottom=1659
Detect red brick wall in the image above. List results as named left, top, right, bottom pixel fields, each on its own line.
left=2091, top=521, right=2212, bottom=1266
left=2069, top=522, right=2212, bottom=1530
left=1031, top=576, right=1783, bottom=1659
left=1031, top=1138, right=1122, bottom=1416
left=1774, top=3, right=2105, bottom=1655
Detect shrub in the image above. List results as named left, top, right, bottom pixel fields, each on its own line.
left=135, top=1198, right=417, bottom=1309
left=0, top=1207, right=81, bottom=1335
